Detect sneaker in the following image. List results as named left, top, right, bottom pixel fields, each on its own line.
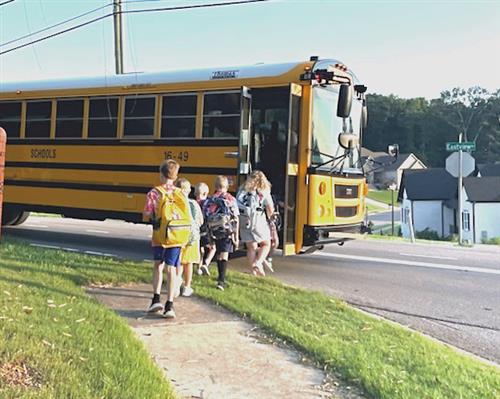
left=163, top=302, right=176, bottom=318
left=196, top=266, right=204, bottom=276
left=216, top=282, right=225, bottom=291
left=146, top=298, right=163, bottom=313
left=199, top=264, right=210, bottom=276
left=182, top=286, right=194, bottom=297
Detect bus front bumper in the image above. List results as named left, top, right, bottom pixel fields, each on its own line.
left=303, top=223, right=368, bottom=246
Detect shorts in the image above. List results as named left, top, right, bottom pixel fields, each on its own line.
left=200, top=234, right=213, bottom=248
left=152, top=246, right=181, bottom=267
left=215, top=237, right=233, bottom=254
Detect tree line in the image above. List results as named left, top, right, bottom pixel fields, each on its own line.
left=363, top=87, right=500, bottom=167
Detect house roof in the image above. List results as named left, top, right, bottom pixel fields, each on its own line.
left=373, top=153, right=425, bottom=172
left=398, top=168, right=456, bottom=201
left=464, top=177, right=500, bottom=202
left=479, top=163, right=500, bottom=177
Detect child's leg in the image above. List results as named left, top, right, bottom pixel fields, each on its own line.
left=245, top=241, right=258, bottom=272
left=204, top=244, right=216, bottom=267
left=152, top=260, right=165, bottom=295
left=216, top=251, right=229, bottom=285
left=183, top=262, right=193, bottom=288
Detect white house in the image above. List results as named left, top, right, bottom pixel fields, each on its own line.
left=399, top=168, right=456, bottom=238
left=461, top=177, right=500, bottom=243
left=399, top=169, right=500, bottom=243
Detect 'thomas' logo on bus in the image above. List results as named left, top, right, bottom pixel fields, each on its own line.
left=211, top=70, right=239, bottom=80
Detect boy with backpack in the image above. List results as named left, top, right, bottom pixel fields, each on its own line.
left=176, top=178, right=203, bottom=297
left=203, top=176, right=239, bottom=290
left=143, top=160, right=191, bottom=318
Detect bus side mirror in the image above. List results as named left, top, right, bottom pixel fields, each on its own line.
left=388, top=144, right=399, bottom=158
left=361, top=100, right=368, bottom=129
left=337, top=84, right=352, bottom=118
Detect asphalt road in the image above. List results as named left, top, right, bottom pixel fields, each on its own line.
left=4, top=216, right=499, bottom=364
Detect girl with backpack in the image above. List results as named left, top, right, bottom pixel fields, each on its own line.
left=176, top=178, right=204, bottom=297
left=194, top=182, right=216, bottom=276
left=236, top=170, right=275, bottom=277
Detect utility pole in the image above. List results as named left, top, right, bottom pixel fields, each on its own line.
left=458, top=132, right=463, bottom=245
left=113, top=0, right=124, bottom=75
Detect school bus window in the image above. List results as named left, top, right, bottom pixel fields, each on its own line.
left=161, top=94, right=196, bottom=138
left=56, top=98, right=84, bottom=138
left=202, top=92, right=240, bottom=138
left=0, top=101, right=22, bottom=138
left=25, top=100, right=52, bottom=138
left=123, top=96, right=155, bottom=137
left=88, top=97, right=118, bottom=138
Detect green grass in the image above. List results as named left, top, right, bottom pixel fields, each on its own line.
left=0, top=238, right=174, bottom=399
left=367, top=189, right=397, bottom=205
left=366, top=203, right=386, bottom=213
left=194, top=274, right=500, bottom=399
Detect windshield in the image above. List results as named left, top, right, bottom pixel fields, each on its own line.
left=311, top=86, right=361, bottom=172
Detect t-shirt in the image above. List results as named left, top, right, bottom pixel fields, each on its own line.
left=143, top=180, right=175, bottom=216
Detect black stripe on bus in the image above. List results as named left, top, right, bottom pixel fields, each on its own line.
left=5, top=162, right=236, bottom=175
left=5, top=179, right=151, bottom=193
left=6, top=138, right=239, bottom=147
left=5, top=203, right=143, bottom=223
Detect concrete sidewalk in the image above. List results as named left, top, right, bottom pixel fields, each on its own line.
left=89, top=284, right=364, bottom=399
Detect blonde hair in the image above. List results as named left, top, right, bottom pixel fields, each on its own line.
left=214, top=175, right=229, bottom=191
left=175, top=178, right=191, bottom=195
left=159, top=159, right=180, bottom=180
left=243, top=170, right=271, bottom=193
left=194, top=182, right=209, bottom=197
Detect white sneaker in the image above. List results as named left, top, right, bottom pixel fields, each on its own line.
left=146, top=300, right=163, bottom=313
left=182, top=286, right=194, bottom=297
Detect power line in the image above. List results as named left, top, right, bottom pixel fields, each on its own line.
left=1, top=3, right=112, bottom=48
left=0, top=0, right=16, bottom=7
left=0, top=0, right=269, bottom=56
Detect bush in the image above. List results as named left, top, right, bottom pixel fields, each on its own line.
left=482, top=237, right=500, bottom=245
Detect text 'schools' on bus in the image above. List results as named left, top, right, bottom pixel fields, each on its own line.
left=0, top=56, right=369, bottom=255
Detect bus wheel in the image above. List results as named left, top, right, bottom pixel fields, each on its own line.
left=11, top=212, right=30, bottom=226
left=1, top=207, right=23, bottom=226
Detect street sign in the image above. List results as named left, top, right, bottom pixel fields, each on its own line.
left=445, top=151, right=475, bottom=178
left=446, top=141, right=475, bottom=152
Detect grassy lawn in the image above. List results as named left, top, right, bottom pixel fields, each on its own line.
left=366, top=203, right=386, bottom=213
left=367, top=189, right=397, bottom=205
left=1, top=238, right=499, bottom=399
left=194, top=274, right=500, bottom=399
left=0, top=238, right=174, bottom=399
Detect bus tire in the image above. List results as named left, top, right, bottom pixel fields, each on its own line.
left=11, top=211, right=30, bottom=226
left=1, top=207, right=22, bottom=226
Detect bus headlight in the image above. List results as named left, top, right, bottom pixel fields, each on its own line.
left=319, top=181, right=326, bottom=195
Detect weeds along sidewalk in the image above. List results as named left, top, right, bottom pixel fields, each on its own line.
left=1, top=238, right=499, bottom=399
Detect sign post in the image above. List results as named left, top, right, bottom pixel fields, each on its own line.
left=0, top=128, right=6, bottom=241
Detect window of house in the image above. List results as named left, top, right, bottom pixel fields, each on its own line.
left=123, top=96, right=155, bottom=137
left=88, top=97, right=118, bottom=138
left=161, top=94, right=196, bottom=138
left=56, top=99, right=84, bottom=138
left=462, top=210, right=470, bottom=231
left=0, top=101, right=22, bottom=138
left=202, top=92, right=240, bottom=138
left=25, top=100, right=52, bottom=138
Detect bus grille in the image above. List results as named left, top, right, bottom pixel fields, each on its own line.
left=335, top=184, right=358, bottom=199
left=335, top=206, right=358, bottom=218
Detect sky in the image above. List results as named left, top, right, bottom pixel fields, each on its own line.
left=0, top=0, right=499, bottom=99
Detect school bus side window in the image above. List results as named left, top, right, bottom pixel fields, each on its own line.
left=56, top=99, right=84, bottom=138
left=161, top=94, right=196, bottom=138
left=88, top=97, right=118, bottom=138
left=123, top=96, right=155, bottom=137
left=202, top=92, right=240, bottom=138
left=25, top=100, right=52, bottom=138
left=0, top=101, right=22, bottom=138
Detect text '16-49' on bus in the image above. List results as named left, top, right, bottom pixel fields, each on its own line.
left=0, top=56, right=371, bottom=255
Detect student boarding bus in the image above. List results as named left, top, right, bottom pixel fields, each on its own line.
left=0, top=57, right=368, bottom=255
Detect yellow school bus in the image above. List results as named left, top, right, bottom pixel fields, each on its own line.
left=0, top=57, right=368, bottom=255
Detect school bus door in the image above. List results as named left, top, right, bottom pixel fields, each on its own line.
left=282, top=83, right=302, bottom=255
